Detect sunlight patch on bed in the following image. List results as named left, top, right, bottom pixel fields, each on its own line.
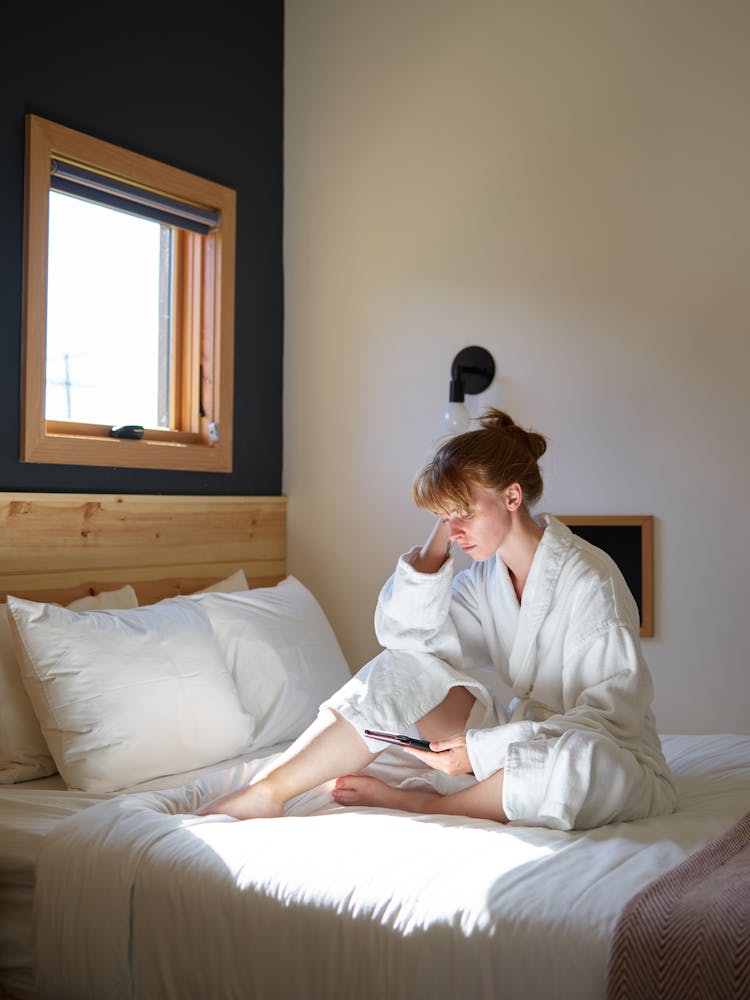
left=181, top=809, right=556, bottom=935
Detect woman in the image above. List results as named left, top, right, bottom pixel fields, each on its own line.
left=200, top=410, right=676, bottom=830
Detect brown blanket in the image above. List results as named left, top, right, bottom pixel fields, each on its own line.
left=607, top=809, right=750, bottom=1000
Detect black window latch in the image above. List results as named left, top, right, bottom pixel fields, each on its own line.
left=109, top=425, right=145, bottom=440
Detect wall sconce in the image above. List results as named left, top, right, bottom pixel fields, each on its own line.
left=443, top=346, right=496, bottom=434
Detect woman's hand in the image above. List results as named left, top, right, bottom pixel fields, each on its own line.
left=411, top=516, right=452, bottom=574
left=403, top=734, right=473, bottom=776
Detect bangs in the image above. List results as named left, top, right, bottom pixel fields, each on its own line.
left=412, top=464, right=476, bottom=515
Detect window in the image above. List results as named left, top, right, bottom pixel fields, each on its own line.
left=21, top=114, right=236, bottom=471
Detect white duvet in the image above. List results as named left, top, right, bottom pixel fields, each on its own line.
left=14, top=733, right=748, bottom=1000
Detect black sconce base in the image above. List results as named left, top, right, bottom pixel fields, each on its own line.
left=450, top=346, right=495, bottom=399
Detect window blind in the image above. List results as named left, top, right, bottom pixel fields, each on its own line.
left=50, top=159, right=221, bottom=235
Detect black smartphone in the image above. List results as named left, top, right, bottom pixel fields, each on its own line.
left=364, top=729, right=433, bottom=751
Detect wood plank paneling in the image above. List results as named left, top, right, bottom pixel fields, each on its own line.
left=0, top=492, right=286, bottom=604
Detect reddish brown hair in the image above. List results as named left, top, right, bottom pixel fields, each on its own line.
left=413, top=409, right=547, bottom=514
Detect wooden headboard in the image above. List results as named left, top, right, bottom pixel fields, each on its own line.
left=0, top=492, right=287, bottom=605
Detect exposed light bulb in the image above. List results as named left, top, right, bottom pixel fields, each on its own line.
left=442, top=401, right=471, bottom=434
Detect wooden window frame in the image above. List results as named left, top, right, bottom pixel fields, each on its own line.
left=21, top=114, right=236, bottom=472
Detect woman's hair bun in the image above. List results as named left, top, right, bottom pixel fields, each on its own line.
left=527, top=431, right=547, bottom=462
left=478, top=408, right=547, bottom=461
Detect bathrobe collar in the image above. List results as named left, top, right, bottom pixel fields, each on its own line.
left=503, top=514, right=576, bottom=694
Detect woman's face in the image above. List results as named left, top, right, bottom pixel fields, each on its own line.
left=444, top=483, right=516, bottom=561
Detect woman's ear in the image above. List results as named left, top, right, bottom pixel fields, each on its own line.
left=505, top=483, right=523, bottom=511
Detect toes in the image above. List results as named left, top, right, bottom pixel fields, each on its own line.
left=334, top=775, right=361, bottom=791
left=332, top=788, right=360, bottom=805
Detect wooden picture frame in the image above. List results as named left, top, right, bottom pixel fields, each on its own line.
left=558, top=515, right=654, bottom=637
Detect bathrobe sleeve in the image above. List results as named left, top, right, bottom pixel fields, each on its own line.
left=373, top=546, right=493, bottom=674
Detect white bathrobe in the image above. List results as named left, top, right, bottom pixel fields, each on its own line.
left=325, top=514, right=676, bottom=831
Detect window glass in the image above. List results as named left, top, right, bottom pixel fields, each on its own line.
left=46, top=192, right=169, bottom=428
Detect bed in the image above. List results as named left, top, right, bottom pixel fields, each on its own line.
left=1, top=491, right=748, bottom=1000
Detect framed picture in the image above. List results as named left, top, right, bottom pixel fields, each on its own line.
left=558, top=515, right=654, bottom=637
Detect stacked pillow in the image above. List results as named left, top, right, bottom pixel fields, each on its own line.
left=188, top=577, right=353, bottom=750
left=4, top=573, right=351, bottom=793
left=0, top=585, right=138, bottom=783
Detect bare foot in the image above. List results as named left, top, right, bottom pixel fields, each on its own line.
left=197, top=780, right=283, bottom=819
left=332, top=774, right=441, bottom=813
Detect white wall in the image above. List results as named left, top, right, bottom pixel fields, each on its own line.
left=284, top=0, right=750, bottom=735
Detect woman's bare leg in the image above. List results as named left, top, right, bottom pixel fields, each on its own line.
left=417, top=686, right=476, bottom=741
left=198, top=686, right=478, bottom=821
left=198, top=709, right=376, bottom=819
left=333, top=770, right=507, bottom=823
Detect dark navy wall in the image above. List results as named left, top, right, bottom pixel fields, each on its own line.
left=0, top=4, right=284, bottom=495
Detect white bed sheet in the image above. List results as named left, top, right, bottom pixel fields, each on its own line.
left=2, top=733, right=750, bottom=1000
left=0, top=742, right=291, bottom=1000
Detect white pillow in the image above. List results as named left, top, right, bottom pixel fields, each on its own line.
left=190, top=576, right=352, bottom=749
left=7, top=594, right=254, bottom=793
left=0, top=585, right=138, bottom=784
